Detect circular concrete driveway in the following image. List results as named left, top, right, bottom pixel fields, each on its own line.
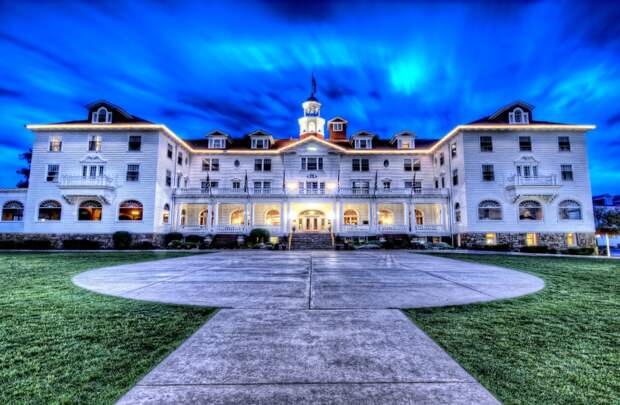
left=73, top=251, right=544, bottom=309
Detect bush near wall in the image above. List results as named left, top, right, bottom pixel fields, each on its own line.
left=112, top=232, right=132, bottom=250
left=520, top=246, right=550, bottom=254
left=0, top=239, right=53, bottom=250
left=164, top=233, right=183, bottom=246
left=62, top=239, right=102, bottom=250
left=467, top=244, right=512, bottom=252
left=247, top=228, right=270, bottom=245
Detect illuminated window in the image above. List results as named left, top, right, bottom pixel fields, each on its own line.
left=415, top=209, right=424, bottom=225
left=485, top=233, right=497, bottom=245
left=180, top=209, right=186, bottom=226
left=265, top=209, right=281, bottom=226
left=2, top=201, right=24, bottom=221
left=378, top=209, right=394, bottom=225
left=343, top=209, right=358, bottom=225
left=49, top=136, right=62, bottom=152
left=230, top=209, right=244, bottom=225
left=162, top=203, right=170, bottom=224
left=78, top=200, right=102, bottom=221
left=519, top=200, right=543, bottom=221
left=199, top=209, right=208, bottom=226
left=118, top=200, right=143, bottom=221
left=566, top=232, right=576, bottom=247
left=525, top=233, right=538, bottom=246
left=38, top=200, right=61, bottom=221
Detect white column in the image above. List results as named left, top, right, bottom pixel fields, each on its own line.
left=206, top=204, right=212, bottom=232
left=214, top=203, right=219, bottom=227
left=368, top=202, right=373, bottom=232
left=339, top=200, right=344, bottom=233
left=403, top=202, right=409, bottom=233
left=606, top=234, right=611, bottom=257
left=280, top=201, right=285, bottom=234
left=287, top=201, right=293, bottom=233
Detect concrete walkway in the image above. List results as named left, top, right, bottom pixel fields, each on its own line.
left=73, top=251, right=544, bottom=404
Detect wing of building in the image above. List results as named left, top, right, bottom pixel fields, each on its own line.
left=0, top=96, right=596, bottom=249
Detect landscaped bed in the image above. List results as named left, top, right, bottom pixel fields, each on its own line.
left=0, top=252, right=215, bottom=404
left=405, top=254, right=620, bottom=405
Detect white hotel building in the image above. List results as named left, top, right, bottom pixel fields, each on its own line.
left=0, top=96, right=596, bottom=249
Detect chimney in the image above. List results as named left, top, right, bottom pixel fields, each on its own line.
left=328, top=118, right=348, bottom=141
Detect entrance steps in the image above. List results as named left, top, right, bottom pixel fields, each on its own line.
left=290, top=233, right=333, bottom=250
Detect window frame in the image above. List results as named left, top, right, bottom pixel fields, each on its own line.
left=558, top=136, right=571, bottom=152
left=46, top=164, right=60, bottom=183
left=480, top=136, right=493, bottom=152
left=519, top=200, right=544, bottom=221
left=519, top=136, right=532, bottom=152
left=126, top=164, right=140, bottom=182
left=478, top=200, right=502, bottom=221
left=482, top=164, right=495, bottom=182
left=118, top=200, right=144, bottom=221
left=127, top=135, right=142, bottom=152
left=2, top=201, right=24, bottom=222
left=558, top=200, right=582, bottom=220
left=48, top=135, right=62, bottom=152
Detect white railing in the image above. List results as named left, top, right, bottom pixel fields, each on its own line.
left=414, top=224, right=444, bottom=232
left=377, top=224, right=408, bottom=233
left=215, top=224, right=247, bottom=233
left=506, top=175, right=558, bottom=187
left=340, top=224, right=371, bottom=233
left=174, top=186, right=449, bottom=198
left=60, top=175, right=115, bottom=188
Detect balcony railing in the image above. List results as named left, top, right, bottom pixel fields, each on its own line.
left=506, top=175, right=558, bottom=187
left=59, top=175, right=115, bottom=188
left=414, top=224, right=444, bottom=232
left=174, top=187, right=448, bottom=198
left=376, top=224, right=408, bottom=233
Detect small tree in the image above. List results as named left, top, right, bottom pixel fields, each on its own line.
left=248, top=228, right=270, bottom=244
left=595, top=207, right=620, bottom=256
left=16, top=148, right=32, bottom=188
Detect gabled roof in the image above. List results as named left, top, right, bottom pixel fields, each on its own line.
left=489, top=101, right=535, bottom=120
left=328, top=116, right=348, bottom=123
left=350, top=130, right=377, bottom=138
left=50, top=100, right=152, bottom=124
left=390, top=130, right=416, bottom=144
left=205, top=129, right=230, bottom=138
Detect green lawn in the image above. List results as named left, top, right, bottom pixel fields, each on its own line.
left=405, top=254, right=620, bottom=405
left=0, top=252, right=215, bottom=404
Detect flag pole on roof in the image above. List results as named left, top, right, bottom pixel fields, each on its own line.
left=311, top=72, right=317, bottom=97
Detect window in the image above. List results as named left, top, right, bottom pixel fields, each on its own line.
left=454, top=203, right=461, bottom=223
left=265, top=209, right=280, bottom=225
left=352, top=158, right=369, bottom=172
left=301, top=157, right=323, bottom=171
left=351, top=180, right=370, bottom=194
left=2, top=201, right=24, bottom=221
left=397, top=138, right=411, bottom=149
left=354, top=139, right=371, bottom=149
left=128, top=135, right=142, bottom=151
left=482, top=164, right=495, bottom=181
left=343, top=209, right=358, bottom=225
left=46, top=164, right=60, bottom=182
left=525, top=232, right=538, bottom=246
left=558, top=136, right=571, bottom=151
left=38, top=200, right=61, bottom=221
left=404, top=158, right=420, bottom=172
left=434, top=178, right=439, bottom=189
left=332, top=122, right=343, bottom=131
left=165, top=170, right=172, bottom=187
left=451, top=143, right=457, bottom=158
left=566, top=232, right=577, bottom=247
left=439, top=153, right=445, bottom=166
left=167, top=144, right=173, bottom=159
left=441, top=176, right=445, bottom=188
left=253, top=181, right=271, bottom=194
left=92, top=107, right=112, bottom=123
left=382, top=180, right=391, bottom=190
left=118, top=200, right=143, bottom=221
left=509, top=108, right=529, bottom=124
left=78, top=200, right=102, bottom=221
left=201, top=180, right=218, bottom=192
left=209, top=138, right=226, bottom=149
left=519, top=200, right=543, bottom=221
left=378, top=209, right=394, bottom=225
left=404, top=181, right=422, bottom=193
left=126, top=164, right=139, bottom=181
left=49, top=136, right=62, bottom=152
left=478, top=200, right=502, bottom=220
left=415, top=209, right=424, bottom=225
left=180, top=209, right=186, bottom=226
left=480, top=136, right=493, bottom=152
left=561, top=164, right=574, bottom=181
left=177, top=152, right=183, bottom=165
left=516, top=163, right=538, bottom=178
left=255, top=158, right=272, bottom=171
left=452, top=169, right=459, bottom=186
left=485, top=233, right=497, bottom=245
left=162, top=203, right=170, bottom=224
left=82, top=164, right=104, bottom=178
left=88, top=135, right=102, bottom=152
left=202, top=158, right=219, bottom=171
left=251, top=138, right=269, bottom=149
left=559, top=200, right=582, bottom=220
left=519, top=136, right=532, bottom=151
left=230, top=209, right=244, bottom=225
left=300, top=181, right=325, bottom=195
left=232, top=180, right=241, bottom=190
left=383, top=159, right=389, bottom=168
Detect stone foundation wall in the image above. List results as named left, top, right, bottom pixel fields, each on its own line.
left=0, top=233, right=167, bottom=249
left=457, top=232, right=596, bottom=250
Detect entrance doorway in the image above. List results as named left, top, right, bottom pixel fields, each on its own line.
left=297, top=209, right=330, bottom=232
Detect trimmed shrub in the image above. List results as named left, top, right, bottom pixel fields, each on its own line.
left=468, top=244, right=511, bottom=252
left=167, top=240, right=183, bottom=249
left=0, top=240, right=18, bottom=249
left=563, top=247, right=595, bottom=256
left=132, top=240, right=154, bottom=250
left=520, top=245, right=549, bottom=254
left=185, top=234, right=204, bottom=244
left=382, top=234, right=410, bottom=249
left=22, top=239, right=53, bottom=250
left=113, top=231, right=132, bottom=250
left=62, top=239, right=101, bottom=250
left=164, top=232, right=183, bottom=246
left=248, top=228, right=270, bottom=244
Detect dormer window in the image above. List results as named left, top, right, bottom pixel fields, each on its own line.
left=397, top=138, right=412, bottom=149
left=332, top=122, right=343, bottom=131
left=354, top=139, right=372, bottom=149
left=251, top=138, right=269, bottom=149
left=92, top=107, right=112, bottom=124
left=208, top=138, right=226, bottom=149
left=509, top=107, right=529, bottom=124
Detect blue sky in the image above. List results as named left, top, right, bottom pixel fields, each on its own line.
left=1, top=0, right=619, bottom=193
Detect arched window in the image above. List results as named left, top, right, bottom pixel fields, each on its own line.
left=478, top=200, right=502, bottom=220
left=162, top=204, right=170, bottom=224
left=378, top=209, right=394, bottom=225
left=118, top=200, right=143, bottom=221
left=78, top=200, right=102, bottom=221
left=519, top=200, right=543, bottom=221
left=2, top=201, right=24, bottom=221
left=180, top=209, right=186, bottom=226
left=265, top=209, right=280, bottom=226
left=415, top=209, right=424, bottom=225
left=454, top=203, right=461, bottom=223
left=343, top=209, right=358, bottom=225
left=38, top=200, right=62, bottom=221
left=230, top=209, right=244, bottom=225
left=559, top=200, right=582, bottom=220
left=509, top=107, right=529, bottom=124
left=93, top=107, right=111, bottom=123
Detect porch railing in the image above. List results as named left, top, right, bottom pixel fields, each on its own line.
left=59, top=175, right=115, bottom=188
left=506, top=175, right=558, bottom=187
